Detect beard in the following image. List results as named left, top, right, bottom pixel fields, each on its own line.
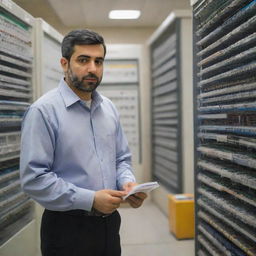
left=67, top=67, right=102, bottom=92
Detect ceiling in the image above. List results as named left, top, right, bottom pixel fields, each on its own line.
left=12, top=0, right=191, bottom=28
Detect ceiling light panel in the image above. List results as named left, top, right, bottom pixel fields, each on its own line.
left=109, top=10, right=141, bottom=19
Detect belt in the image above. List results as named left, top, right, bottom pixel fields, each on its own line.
left=56, top=208, right=114, bottom=218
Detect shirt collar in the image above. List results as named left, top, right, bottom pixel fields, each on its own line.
left=58, top=78, right=103, bottom=109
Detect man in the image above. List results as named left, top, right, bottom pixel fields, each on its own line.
left=20, top=29, right=147, bottom=256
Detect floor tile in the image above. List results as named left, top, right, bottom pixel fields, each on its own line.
left=119, top=201, right=194, bottom=256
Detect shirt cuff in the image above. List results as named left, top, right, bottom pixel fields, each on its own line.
left=71, top=187, right=95, bottom=211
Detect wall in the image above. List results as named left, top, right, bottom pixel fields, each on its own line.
left=59, top=26, right=156, bottom=45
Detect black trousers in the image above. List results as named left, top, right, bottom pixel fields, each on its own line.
left=41, top=209, right=121, bottom=256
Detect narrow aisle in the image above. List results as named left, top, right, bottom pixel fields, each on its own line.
left=119, top=201, right=194, bottom=256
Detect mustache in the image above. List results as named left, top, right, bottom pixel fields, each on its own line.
left=82, top=74, right=99, bottom=81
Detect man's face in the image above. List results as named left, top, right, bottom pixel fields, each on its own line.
left=61, top=44, right=104, bottom=92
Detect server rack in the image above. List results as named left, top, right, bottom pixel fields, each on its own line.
left=192, top=0, right=256, bottom=255
left=148, top=11, right=193, bottom=193
left=0, top=0, right=34, bottom=246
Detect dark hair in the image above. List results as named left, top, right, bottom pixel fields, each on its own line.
left=61, top=29, right=106, bottom=60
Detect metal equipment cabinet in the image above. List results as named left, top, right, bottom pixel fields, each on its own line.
left=148, top=11, right=193, bottom=195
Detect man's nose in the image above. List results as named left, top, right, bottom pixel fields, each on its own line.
left=87, top=61, right=97, bottom=73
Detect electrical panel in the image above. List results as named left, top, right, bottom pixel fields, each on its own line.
left=0, top=1, right=34, bottom=246
left=148, top=11, right=193, bottom=193
left=34, top=18, right=63, bottom=98
left=100, top=58, right=141, bottom=164
left=193, top=0, right=256, bottom=255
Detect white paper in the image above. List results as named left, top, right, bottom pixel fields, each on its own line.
left=123, top=182, right=160, bottom=200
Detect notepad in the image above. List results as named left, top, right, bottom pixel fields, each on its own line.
left=123, top=181, right=160, bottom=200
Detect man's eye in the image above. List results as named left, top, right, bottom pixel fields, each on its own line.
left=78, top=58, right=88, bottom=63
left=95, top=60, right=103, bottom=65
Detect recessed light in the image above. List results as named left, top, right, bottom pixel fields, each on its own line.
left=108, top=10, right=141, bottom=20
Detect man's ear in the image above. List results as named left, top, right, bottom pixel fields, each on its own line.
left=60, top=57, right=68, bottom=72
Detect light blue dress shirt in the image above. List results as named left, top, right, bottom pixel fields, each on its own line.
left=20, top=78, right=136, bottom=211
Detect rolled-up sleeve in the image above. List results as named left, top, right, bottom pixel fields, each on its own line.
left=19, top=107, right=95, bottom=211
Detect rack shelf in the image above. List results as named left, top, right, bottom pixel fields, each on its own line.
left=193, top=0, right=256, bottom=254
left=0, top=1, right=34, bottom=246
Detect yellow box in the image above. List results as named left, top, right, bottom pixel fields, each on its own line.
left=168, top=193, right=195, bottom=239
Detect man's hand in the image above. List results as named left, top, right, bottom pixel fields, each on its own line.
left=123, top=182, right=138, bottom=193
left=123, top=182, right=148, bottom=208
left=93, top=189, right=127, bottom=214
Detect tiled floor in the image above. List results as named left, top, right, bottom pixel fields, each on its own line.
left=119, top=201, right=194, bottom=256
